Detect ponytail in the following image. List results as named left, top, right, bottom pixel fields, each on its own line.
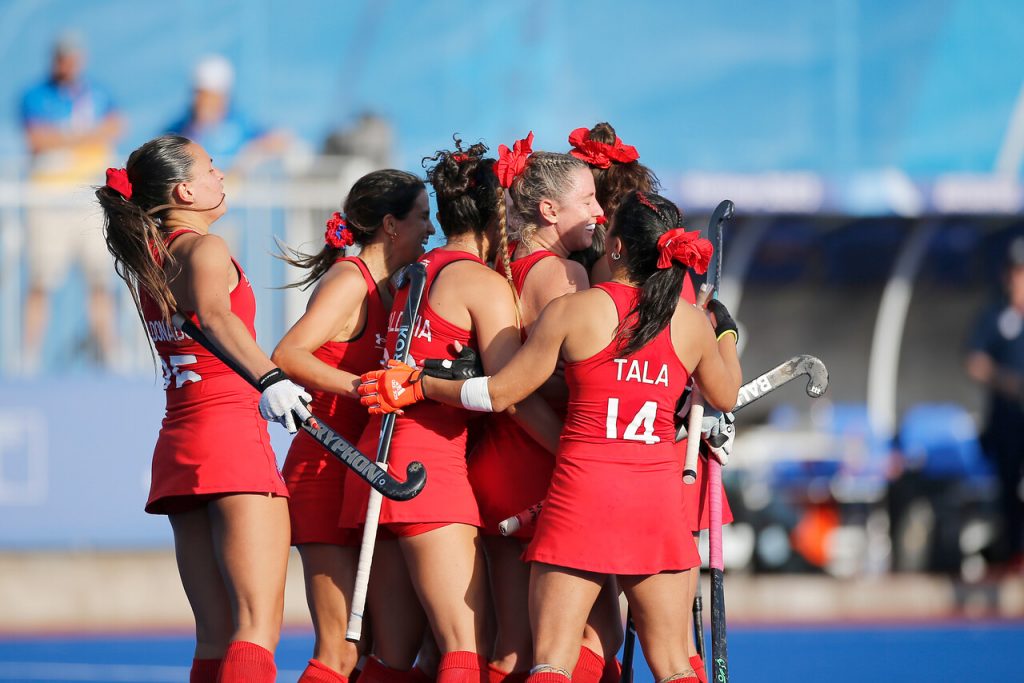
left=280, top=169, right=424, bottom=289
left=612, top=191, right=692, bottom=357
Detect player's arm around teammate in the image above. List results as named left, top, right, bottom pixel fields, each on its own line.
left=96, top=135, right=310, bottom=683
left=362, top=191, right=741, bottom=683
left=271, top=171, right=433, bottom=682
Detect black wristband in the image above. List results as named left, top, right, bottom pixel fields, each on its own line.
left=256, top=368, right=289, bottom=391
left=707, top=299, right=738, bottom=344
left=421, top=347, right=483, bottom=381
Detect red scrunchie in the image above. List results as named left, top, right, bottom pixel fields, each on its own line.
left=105, top=168, right=132, bottom=200
left=568, top=128, right=640, bottom=169
left=656, top=228, right=713, bottom=273
left=325, top=212, right=355, bottom=249
left=494, top=131, right=534, bottom=188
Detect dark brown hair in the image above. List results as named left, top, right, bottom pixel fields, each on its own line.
left=425, top=137, right=518, bottom=317
left=612, top=191, right=688, bottom=356
left=95, top=134, right=196, bottom=330
left=281, top=169, right=425, bottom=289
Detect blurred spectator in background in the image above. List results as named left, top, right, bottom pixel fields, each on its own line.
left=323, top=111, right=394, bottom=169
left=166, top=55, right=290, bottom=174
left=20, top=31, right=123, bottom=373
left=965, top=236, right=1024, bottom=571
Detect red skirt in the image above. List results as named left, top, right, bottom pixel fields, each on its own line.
left=147, top=373, right=288, bottom=515
left=340, top=403, right=482, bottom=528
left=283, top=430, right=359, bottom=546
left=525, top=440, right=700, bottom=575
left=678, top=439, right=734, bottom=532
left=468, top=415, right=554, bottom=538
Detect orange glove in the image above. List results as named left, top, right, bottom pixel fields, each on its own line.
left=358, top=360, right=426, bottom=415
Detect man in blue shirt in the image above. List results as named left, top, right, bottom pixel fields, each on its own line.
left=20, top=33, right=123, bottom=373
left=166, top=55, right=286, bottom=173
left=966, top=237, right=1024, bottom=570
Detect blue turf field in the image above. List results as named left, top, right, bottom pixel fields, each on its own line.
left=0, top=621, right=1020, bottom=682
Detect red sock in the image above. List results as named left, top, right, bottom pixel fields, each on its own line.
left=190, top=658, right=221, bottom=683
left=437, top=651, right=487, bottom=683
left=689, top=655, right=707, bottom=683
left=525, top=673, right=570, bottom=683
left=599, top=657, right=621, bottom=683
left=488, top=664, right=529, bottom=683
left=571, top=647, right=605, bottom=683
left=300, top=658, right=350, bottom=683
left=217, top=641, right=276, bottom=683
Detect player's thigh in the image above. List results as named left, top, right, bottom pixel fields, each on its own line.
left=368, top=538, right=427, bottom=668
left=298, top=543, right=358, bottom=629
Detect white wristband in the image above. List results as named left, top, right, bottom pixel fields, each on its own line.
left=460, top=376, right=494, bottom=412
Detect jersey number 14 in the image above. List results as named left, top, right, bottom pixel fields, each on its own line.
left=605, top=398, right=661, bottom=444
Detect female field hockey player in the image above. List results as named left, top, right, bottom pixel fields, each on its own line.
left=272, top=170, right=434, bottom=683
left=96, top=135, right=311, bottom=683
left=340, top=138, right=562, bottom=683
left=569, top=122, right=732, bottom=681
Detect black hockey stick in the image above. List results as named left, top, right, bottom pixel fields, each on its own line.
left=347, top=260, right=428, bottom=641
left=170, top=313, right=426, bottom=502
left=683, top=199, right=733, bottom=483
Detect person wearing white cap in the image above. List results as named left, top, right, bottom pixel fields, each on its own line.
left=166, top=54, right=287, bottom=172
left=20, top=31, right=124, bottom=373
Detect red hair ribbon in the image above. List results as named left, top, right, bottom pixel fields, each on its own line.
left=656, top=228, right=713, bottom=273
left=596, top=215, right=608, bottom=225
left=568, top=128, right=640, bottom=169
left=105, top=168, right=133, bottom=200
left=325, top=212, right=355, bottom=249
left=452, top=153, right=469, bottom=163
left=494, top=131, right=534, bottom=188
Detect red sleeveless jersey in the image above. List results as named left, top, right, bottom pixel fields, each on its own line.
left=141, top=229, right=257, bottom=390
left=302, top=257, right=388, bottom=434
left=283, top=257, right=388, bottom=546
left=560, top=282, right=689, bottom=448
left=143, top=229, right=286, bottom=514
left=525, top=281, right=700, bottom=573
left=469, top=244, right=560, bottom=537
left=341, top=248, right=485, bottom=527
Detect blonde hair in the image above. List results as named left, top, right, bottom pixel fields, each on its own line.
left=509, top=152, right=588, bottom=248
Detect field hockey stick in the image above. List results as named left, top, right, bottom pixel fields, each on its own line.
left=499, top=354, right=830, bottom=534
left=496, top=501, right=542, bottom=536
left=347, top=261, right=428, bottom=642
left=683, top=200, right=732, bottom=484
left=710, top=349, right=828, bottom=683
left=170, top=313, right=425, bottom=501
left=693, top=579, right=705, bottom=660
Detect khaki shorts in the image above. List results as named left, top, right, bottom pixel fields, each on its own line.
left=25, top=200, right=111, bottom=291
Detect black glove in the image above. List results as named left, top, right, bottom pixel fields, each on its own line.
left=706, top=299, right=738, bottom=344
left=421, top=345, right=484, bottom=381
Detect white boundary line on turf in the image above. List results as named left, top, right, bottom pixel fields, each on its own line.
left=0, top=662, right=303, bottom=681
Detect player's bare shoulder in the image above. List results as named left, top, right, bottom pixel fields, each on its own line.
left=171, top=231, right=231, bottom=270
left=317, top=258, right=370, bottom=299
left=527, top=255, right=590, bottom=295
